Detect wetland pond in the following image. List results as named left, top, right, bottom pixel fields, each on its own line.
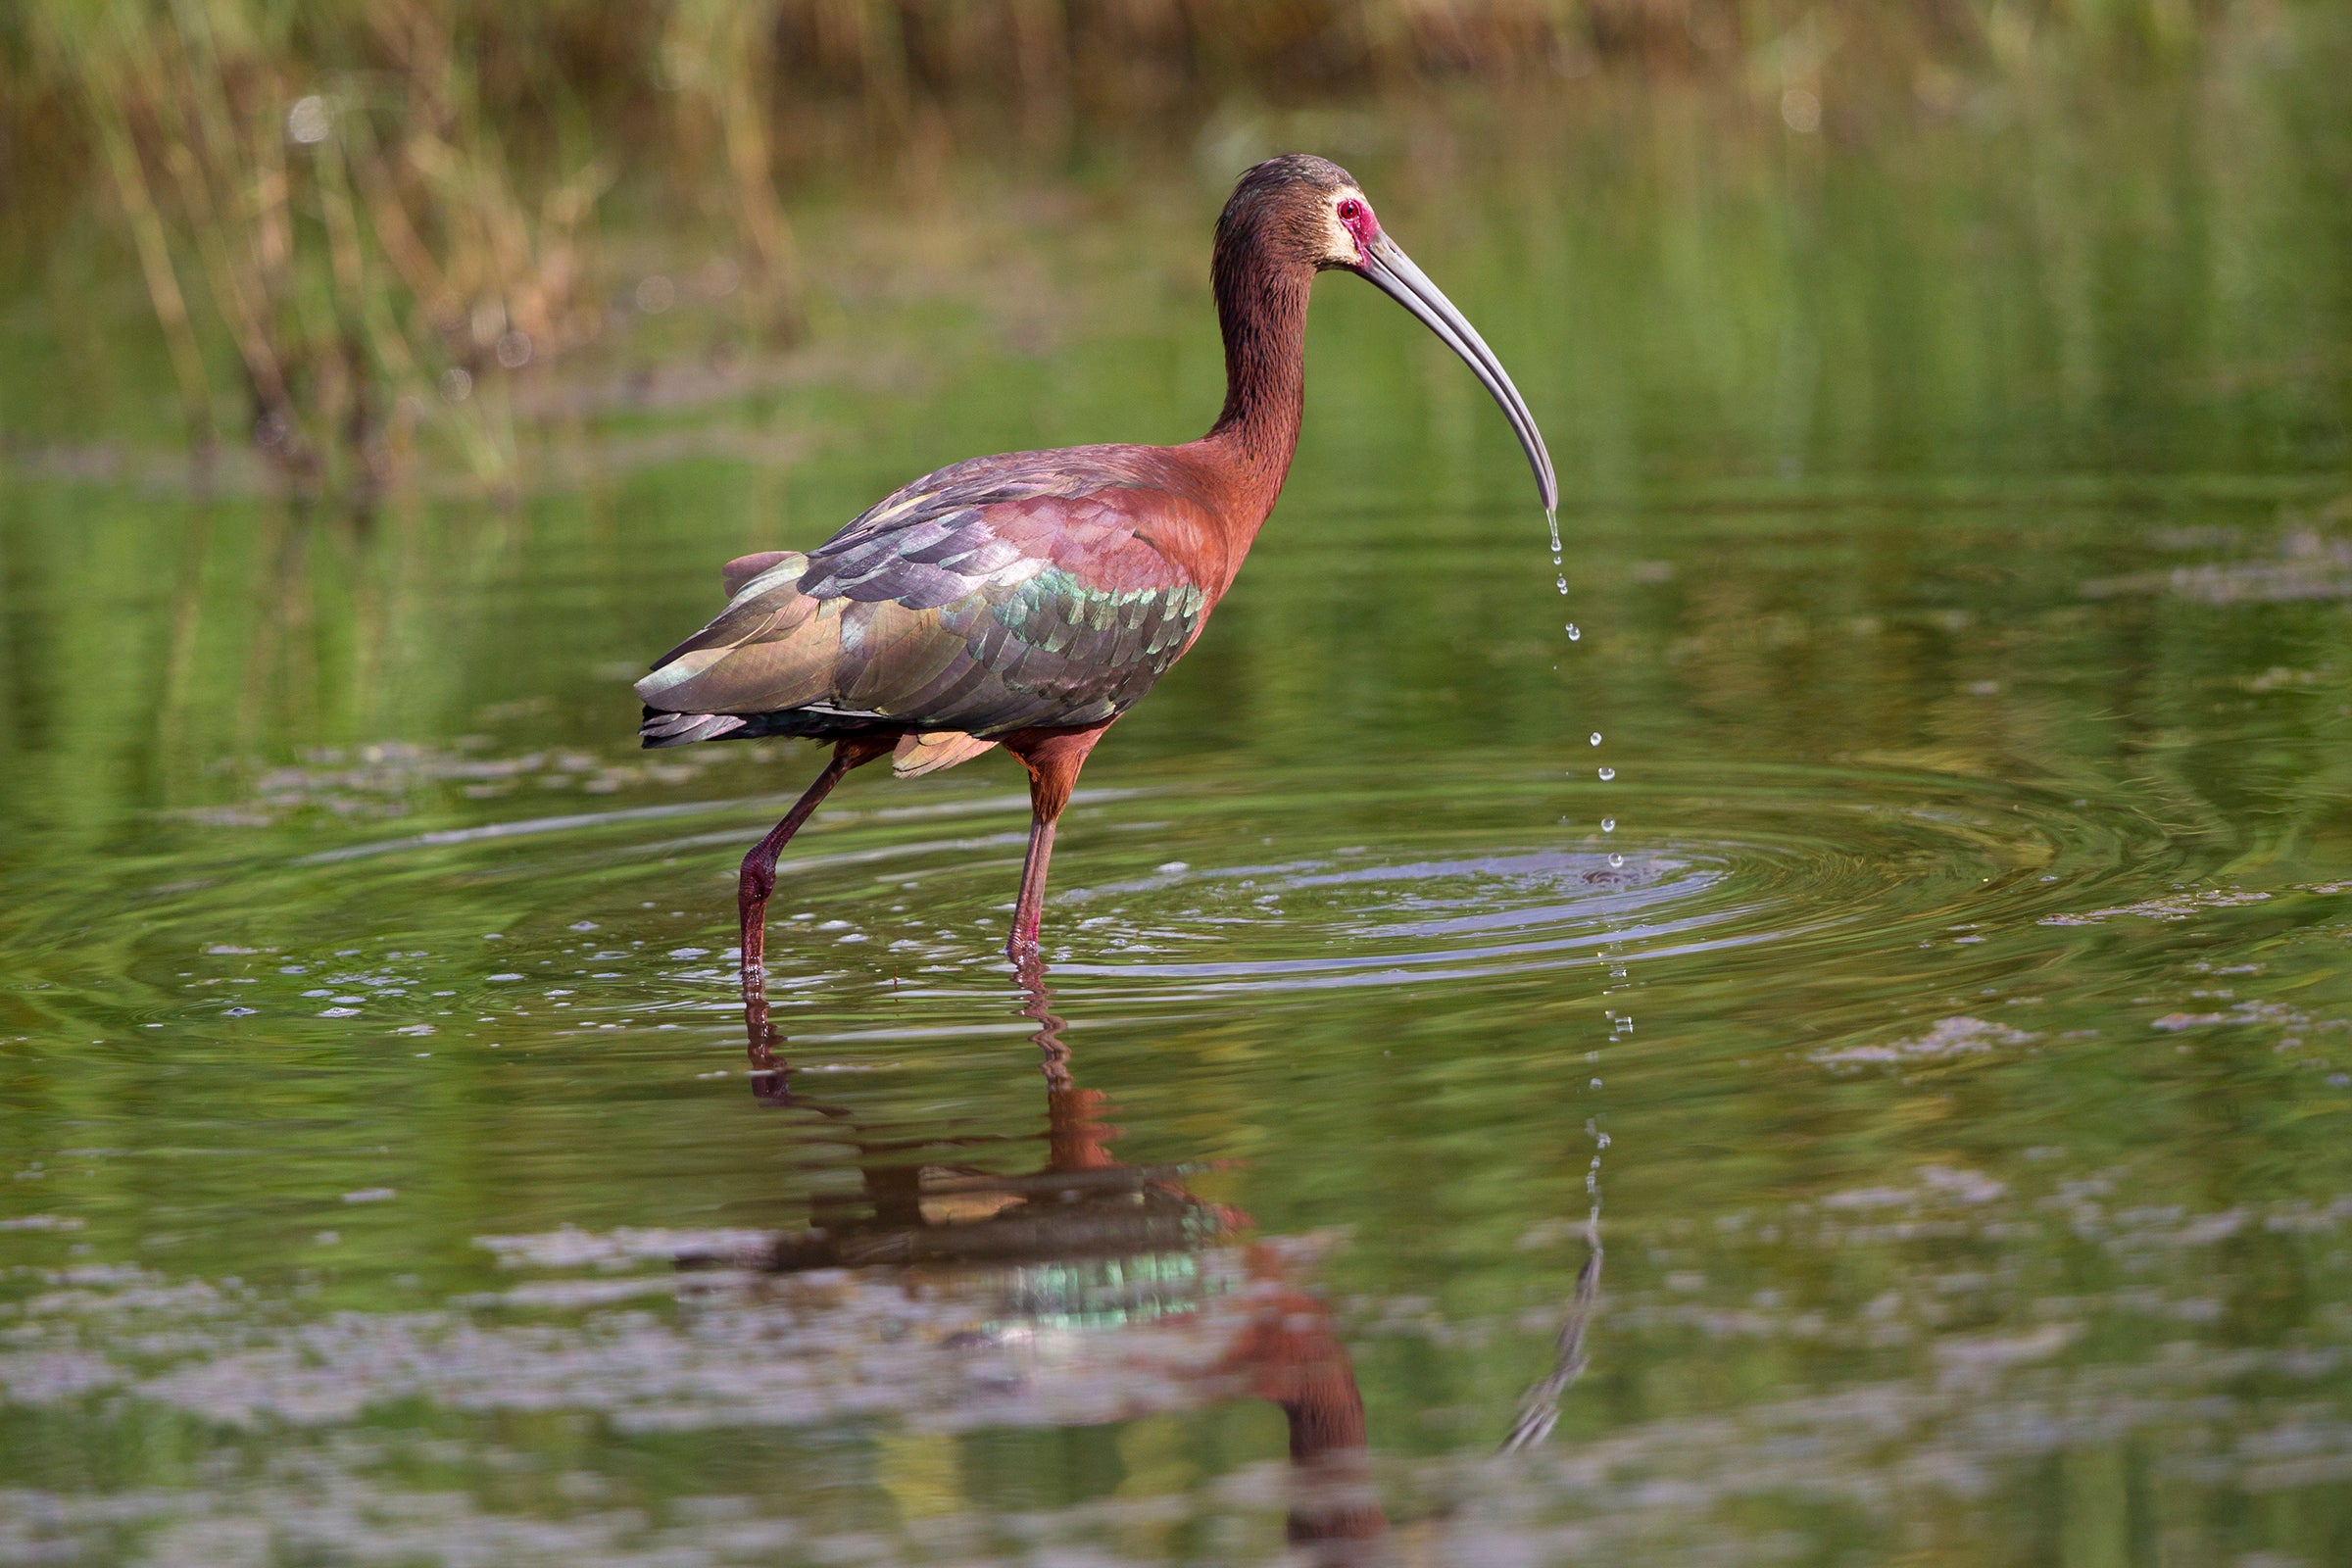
left=6, top=99, right=2352, bottom=1565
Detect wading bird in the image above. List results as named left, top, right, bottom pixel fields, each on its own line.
left=638, top=154, right=1555, bottom=980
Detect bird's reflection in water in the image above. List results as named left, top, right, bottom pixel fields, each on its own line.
left=731, top=961, right=1387, bottom=1561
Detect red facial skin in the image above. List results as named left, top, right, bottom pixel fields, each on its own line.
left=1335, top=196, right=1381, bottom=264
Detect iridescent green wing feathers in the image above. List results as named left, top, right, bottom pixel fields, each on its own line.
left=637, top=450, right=1210, bottom=743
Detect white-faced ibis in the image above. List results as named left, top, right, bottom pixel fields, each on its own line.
left=637, top=154, right=1556, bottom=977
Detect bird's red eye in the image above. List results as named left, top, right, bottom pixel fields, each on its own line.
left=1338, top=199, right=1362, bottom=220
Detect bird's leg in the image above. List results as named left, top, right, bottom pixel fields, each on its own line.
left=1009, top=813, right=1059, bottom=956
left=739, top=738, right=889, bottom=996
left=1000, top=723, right=1112, bottom=961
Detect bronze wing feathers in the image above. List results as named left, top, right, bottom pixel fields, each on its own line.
left=637, top=450, right=1210, bottom=753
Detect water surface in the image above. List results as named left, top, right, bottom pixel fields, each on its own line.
left=5, top=90, right=2352, bottom=1566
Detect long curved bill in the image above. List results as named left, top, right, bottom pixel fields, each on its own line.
left=1355, top=232, right=1558, bottom=512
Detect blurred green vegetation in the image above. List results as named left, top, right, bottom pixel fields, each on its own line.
left=2, top=0, right=2342, bottom=491
left=3, top=13, right=2352, bottom=1565
left=3, top=0, right=2348, bottom=851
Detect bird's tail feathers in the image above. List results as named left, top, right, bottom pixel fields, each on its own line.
left=640, top=709, right=750, bottom=749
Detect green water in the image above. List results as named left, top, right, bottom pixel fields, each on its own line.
left=7, top=86, right=2352, bottom=1565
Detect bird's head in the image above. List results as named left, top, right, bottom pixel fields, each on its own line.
left=1217, top=154, right=1557, bottom=511
left=1214, top=154, right=1382, bottom=272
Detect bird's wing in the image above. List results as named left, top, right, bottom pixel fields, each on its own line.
left=636, top=452, right=1211, bottom=737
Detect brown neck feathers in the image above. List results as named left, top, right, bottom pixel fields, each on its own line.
left=1203, top=231, right=1314, bottom=520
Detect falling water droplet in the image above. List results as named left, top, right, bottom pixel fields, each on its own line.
left=1565, top=623, right=1580, bottom=640
left=1555, top=577, right=1569, bottom=595
left=1590, top=732, right=1602, bottom=746
left=1545, top=508, right=1562, bottom=556
left=1600, top=817, right=1616, bottom=833
left=1609, top=853, right=1624, bottom=868
left=1597, top=766, right=1614, bottom=781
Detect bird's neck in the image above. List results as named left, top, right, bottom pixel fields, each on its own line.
left=1202, top=247, right=1313, bottom=524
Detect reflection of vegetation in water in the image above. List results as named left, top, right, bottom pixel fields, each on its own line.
left=2, top=12, right=2352, bottom=1566
left=3, top=31, right=2348, bottom=820
left=4, top=2, right=2343, bottom=484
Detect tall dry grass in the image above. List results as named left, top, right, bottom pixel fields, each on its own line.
left=22, top=1, right=638, bottom=490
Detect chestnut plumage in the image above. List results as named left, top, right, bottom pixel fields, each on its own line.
left=637, top=153, right=1555, bottom=978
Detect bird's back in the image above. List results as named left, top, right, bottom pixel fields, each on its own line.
left=637, top=446, right=1225, bottom=762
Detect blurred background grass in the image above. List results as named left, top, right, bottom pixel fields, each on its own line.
left=1, top=0, right=2343, bottom=493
